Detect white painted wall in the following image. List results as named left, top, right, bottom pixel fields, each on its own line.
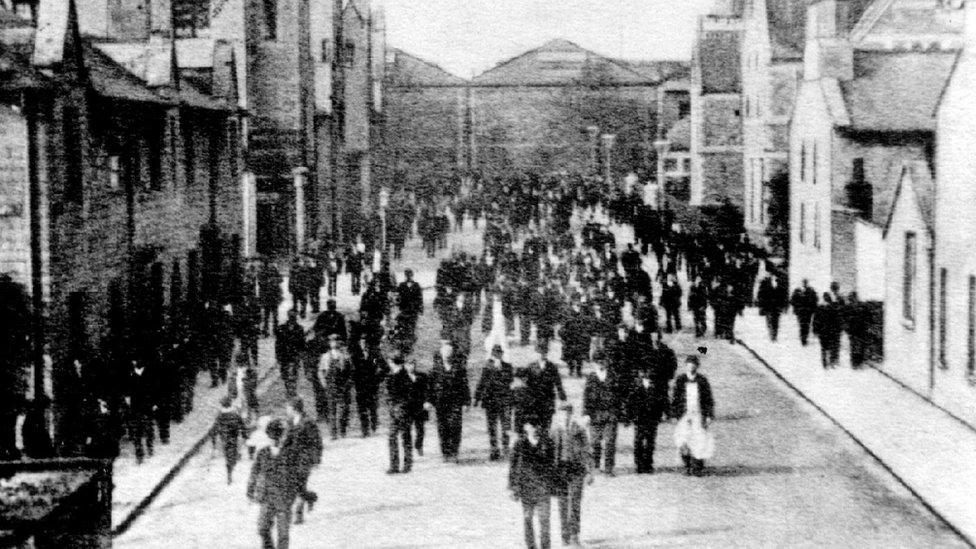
left=855, top=220, right=884, bottom=301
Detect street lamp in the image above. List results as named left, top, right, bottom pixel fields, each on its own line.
left=653, top=138, right=671, bottom=210
left=601, top=133, right=616, bottom=186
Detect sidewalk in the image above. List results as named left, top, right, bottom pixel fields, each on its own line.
left=735, top=310, right=976, bottom=546
left=110, top=222, right=481, bottom=536
left=110, top=337, right=279, bottom=534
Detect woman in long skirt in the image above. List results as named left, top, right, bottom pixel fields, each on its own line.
left=671, top=355, right=715, bottom=476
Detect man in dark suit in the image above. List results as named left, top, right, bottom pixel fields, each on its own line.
left=282, top=397, right=322, bottom=524
left=790, top=279, right=819, bottom=346
left=386, top=357, right=414, bottom=473
left=313, top=299, right=347, bottom=347
left=688, top=275, right=710, bottom=338
left=275, top=310, right=306, bottom=398
left=628, top=368, right=670, bottom=474
left=395, top=269, right=424, bottom=354
left=125, top=357, right=157, bottom=464
left=430, top=340, right=470, bottom=461
left=405, top=358, right=431, bottom=458
left=757, top=272, right=789, bottom=341
left=525, top=348, right=566, bottom=432
left=474, top=345, right=513, bottom=460
left=583, top=355, right=619, bottom=476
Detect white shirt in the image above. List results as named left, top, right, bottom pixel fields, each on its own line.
left=685, top=377, right=701, bottom=417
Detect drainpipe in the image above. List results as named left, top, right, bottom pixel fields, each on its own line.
left=25, top=96, right=45, bottom=403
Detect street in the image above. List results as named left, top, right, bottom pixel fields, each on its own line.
left=115, top=224, right=965, bottom=549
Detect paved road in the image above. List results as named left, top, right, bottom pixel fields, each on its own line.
left=116, top=227, right=966, bottom=548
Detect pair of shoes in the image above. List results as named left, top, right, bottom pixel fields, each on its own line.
left=604, top=469, right=615, bottom=477
left=386, top=468, right=400, bottom=475
left=294, top=515, right=304, bottom=525
left=489, top=451, right=501, bottom=461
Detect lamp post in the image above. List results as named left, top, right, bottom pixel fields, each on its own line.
left=586, top=125, right=599, bottom=175
left=653, top=138, right=670, bottom=210
left=601, top=133, right=616, bottom=186
left=379, top=186, right=390, bottom=253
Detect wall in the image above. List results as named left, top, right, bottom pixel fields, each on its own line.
left=0, top=106, right=31, bottom=286
left=882, top=184, right=931, bottom=396
left=469, top=84, right=656, bottom=180
left=933, top=38, right=976, bottom=427
left=854, top=218, right=883, bottom=300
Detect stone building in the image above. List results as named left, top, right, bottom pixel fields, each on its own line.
left=689, top=0, right=744, bottom=208
left=0, top=0, right=244, bottom=443
left=740, top=0, right=805, bottom=250
left=656, top=75, right=693, bottom=204
left=787, top=0, right=960, bottom=296
left=467, top=39, right=683, bottom=183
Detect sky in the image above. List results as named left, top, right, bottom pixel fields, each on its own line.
left=382, top=0, right=716, bottom=78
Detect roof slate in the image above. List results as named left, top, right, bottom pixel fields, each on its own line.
left=83, top=42, right=170, bottom=105
left=840, top=50, right=956, bottom=132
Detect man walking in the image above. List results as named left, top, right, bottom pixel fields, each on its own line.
left=258, top=260, right=283, bottom=337
left=395, top=269, right=424, bottom=354
left=317, top=335, right=352, bottom=439
left=509, top=421, right=555, bottom=549
left=551, top=403, right=592, bottom=547
left=431, top=340, right=470, bottom=462
left=660, top=274, right=683, bottom=333
left=627, top=367, right=670, bottom=474
left=275, top=310, right=305, bottom=398
left=281, top=398, right=322, bottom=524
left=474, top=344, right=513, bottom=460
left=583, top=355, right=618, bottom=476
left=247, top=420, right=294, bottom=549
left=688, top=275, right=709, bottom=338
left=757, top=272, right=788, bottom=341
left=386, top=357, right=414, bottom=474
left=790, top=280, right=818, bottom=346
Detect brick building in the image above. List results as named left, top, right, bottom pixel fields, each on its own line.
left=0, top=0, right=244, bottom=443
left=690, top=0, right=745, bottom=208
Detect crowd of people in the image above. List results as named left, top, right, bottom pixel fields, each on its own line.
left=10, top=163, right=885, bottom=548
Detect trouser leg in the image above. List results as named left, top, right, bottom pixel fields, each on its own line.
left=523, top=502, right=537, bottom=549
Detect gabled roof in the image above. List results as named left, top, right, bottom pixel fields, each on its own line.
left=699, top=29, right=741, bottom=93
left=471, top=39, right=660, bottom=86
left=83, top=41, right=171, bottom=105
left=883, top=160, right=934, bottom=236
left=94, top=41, right=173, bottom=87
left=385, top=48, right=466, bottom=87
left=840, top=50, right=956, bottom=132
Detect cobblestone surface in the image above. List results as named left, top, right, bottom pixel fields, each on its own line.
left=116, top=224, right=966, bottom=548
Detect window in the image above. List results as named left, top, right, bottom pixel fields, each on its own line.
left=63, top=106, right=83, bottom=203
left=169, top=114, right=179, bottom=188
left=682, top=158, right=691, bottom=172
left=811, top=141, right=817, bottom=185
left=799, top=202, right=806, bottom=244
left=800, top=142, right=807, bottom=185
left=147, top=120, right=164, bottom=191
left=903, top=232, right=916, bottom=321
left=107, top=155, right=121, bottom=190
left=263, top=0, right=277, bottom=40
left=813, top=203, right=821, bottom=249
left=321, top=39, right=332, bottom=63
left=968, top=275, right=975, bottom=376
left=183, top=122, right=195, bottom=187
left=939, top=268, right=948, bottom=368
left=664, top=158, right=677, bottom=172
left=342, top=42, right=355, bottom=68
left=678, top=101, right=690, bottom=119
